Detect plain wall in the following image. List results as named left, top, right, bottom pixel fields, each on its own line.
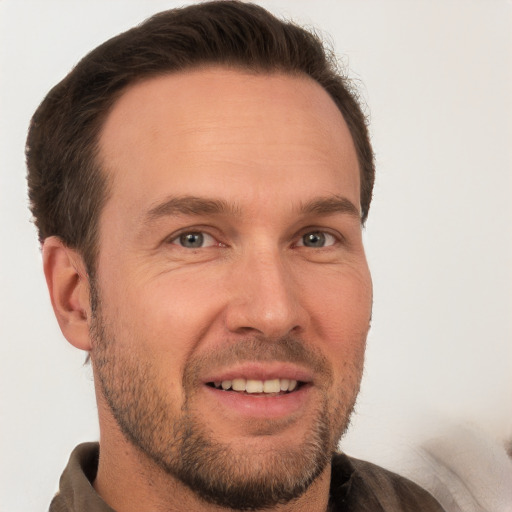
left=1, top=1, right=511, bottom=510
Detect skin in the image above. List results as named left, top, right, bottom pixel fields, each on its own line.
left=43, top=67, right=373, bottom=512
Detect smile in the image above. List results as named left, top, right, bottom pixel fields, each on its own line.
left=208, top=378, right=300, bottom=394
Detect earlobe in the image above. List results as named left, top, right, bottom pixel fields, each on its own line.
left=42, top=236, right=92, bottom=351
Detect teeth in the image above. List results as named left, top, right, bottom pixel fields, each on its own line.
left=213, top=378, right=299, bottom=393
left=232, top=378, right=246, bottom=391
left=246, top=379, right=263, bottom=393
left=263, top=379, right=280, bottom=393
left=221, top=380, right=232, bottom=390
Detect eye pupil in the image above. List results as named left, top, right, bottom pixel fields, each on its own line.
left=303, top=232, right=326, bottom=247
left=179, top=232, right=204, bottom=248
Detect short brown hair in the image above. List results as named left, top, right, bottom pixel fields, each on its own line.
left=26, top=0, right=375, bottom=275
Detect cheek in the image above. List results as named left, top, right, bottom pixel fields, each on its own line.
left=100, top=267, right=225, bottom=364
left=302, top=264, right=372, bottom=340
left=299, top=265, right=371, bottom=389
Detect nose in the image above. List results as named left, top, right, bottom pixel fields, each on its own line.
left=224, top=245, right=308, bottom=338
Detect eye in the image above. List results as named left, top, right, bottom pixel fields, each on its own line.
left=297, top=231, right=337, bottom=248
left=170, top=231, right=217, bottom=249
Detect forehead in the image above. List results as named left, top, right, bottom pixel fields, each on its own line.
left=97, top=67, right=360, bottom=219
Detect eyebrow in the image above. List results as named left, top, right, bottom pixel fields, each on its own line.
left=143, top=194, right=360, bottom=225
left=145, top=196, right=240, bottom=224
left=299, top=195, right=361, bottom=219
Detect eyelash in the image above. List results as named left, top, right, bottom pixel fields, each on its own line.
left=168, top=230, right=222, bottom=249
left=167, top=228, right=342, bottom=249
left=295, top=231, right=338, bottom=248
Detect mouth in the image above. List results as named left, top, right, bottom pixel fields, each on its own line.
left=200, top=364, right=314, bottom=420
left=206, top=377, right=303, bottom=395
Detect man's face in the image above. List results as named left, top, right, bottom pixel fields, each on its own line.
left=91, top=68, right=372, bottom=509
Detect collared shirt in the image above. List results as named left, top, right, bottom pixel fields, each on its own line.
left=49, top=443, right=445, bottom=511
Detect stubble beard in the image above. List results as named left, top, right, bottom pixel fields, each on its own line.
left=90, top=295, right=364, bottom=510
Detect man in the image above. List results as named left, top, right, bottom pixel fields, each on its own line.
left=26, top=2, right=444, bottom=511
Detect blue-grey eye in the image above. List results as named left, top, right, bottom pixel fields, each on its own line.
left=303, top=232, right=325, bottom=247
left=170, top=231, right=218, bottom=249
left=299, top=231, right=336, bottom=248
left=179, top=232, right=205, bottom=248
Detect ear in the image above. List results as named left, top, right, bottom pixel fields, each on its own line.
left=42, top=236, right=92, bottom=351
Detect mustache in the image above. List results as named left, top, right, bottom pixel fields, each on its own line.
left=183, top=335, right=333, bottom=388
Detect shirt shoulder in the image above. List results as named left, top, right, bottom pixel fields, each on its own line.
left=49, top=443, right=114, bottom=512
left=330, top=453, right=445, bottom=512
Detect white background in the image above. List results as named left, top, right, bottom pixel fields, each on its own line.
left=1, top=1, right=511, bottom=510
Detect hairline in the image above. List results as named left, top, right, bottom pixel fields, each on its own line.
left=86, top=63, right=365, bottom=276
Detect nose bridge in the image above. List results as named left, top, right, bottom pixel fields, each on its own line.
left=225, top=242, right=304, bottom=337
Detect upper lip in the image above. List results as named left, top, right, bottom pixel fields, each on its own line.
left=201, top=362, right=314, bottom=385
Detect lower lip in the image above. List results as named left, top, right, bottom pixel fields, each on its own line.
left=202, top=384, right=311, bottom=420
